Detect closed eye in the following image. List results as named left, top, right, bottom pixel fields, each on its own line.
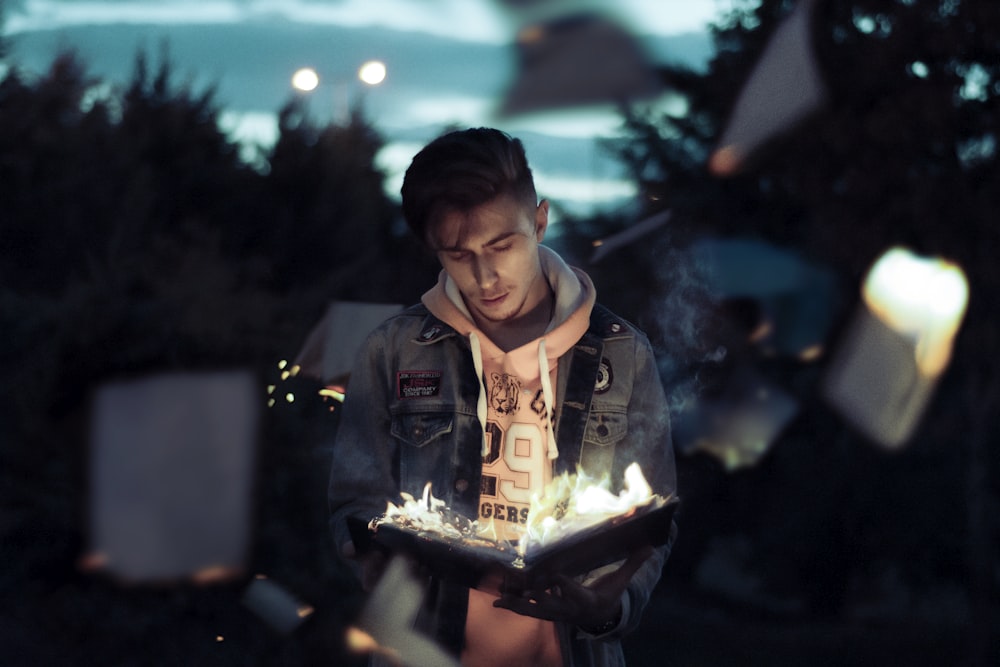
left=445, top=250, right=471, bottom=262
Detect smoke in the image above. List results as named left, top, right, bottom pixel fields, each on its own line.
left=644, top=237, right=724, bottom=418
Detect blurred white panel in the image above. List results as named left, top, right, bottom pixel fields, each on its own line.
left=294, top=302, right=403, bottom=385
left=822, top=248, right=968, bottom=448
left=676, top=365, right=799, bottom=470
left=353, top=555, right=460, bottom=667
left=88, top=371, right=258, bottom=582
left=822, top=306, right=932, bottom=447
left=590, top=210, right=671, bottom=264
left=242, top=576, right=314, bottom=635
left=709, top=0, right=828, bottom=175
left=498, top=12, right=662, bottom=116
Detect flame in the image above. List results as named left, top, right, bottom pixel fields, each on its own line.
left=862, top=247, right=968, bottom=377
left=477, top=512, right=500, bottom=543
left=377, top=483, right=476, bottom=542
left=373, top=463, right=667, bottom=558
left=519, top=462, right=659, bottom=555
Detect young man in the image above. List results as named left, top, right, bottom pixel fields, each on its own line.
left=328, top=128, right=677, bottom=666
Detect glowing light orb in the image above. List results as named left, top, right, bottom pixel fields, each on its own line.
left=291, top=67, right=320, bottom=92
left=358, top=60, right=386, bottom=86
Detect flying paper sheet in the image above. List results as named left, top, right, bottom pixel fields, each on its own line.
left=294, top=301, right=403, bottom=385
left=822, top=248, right=968, bottom=448
left=709, top=0, right=828, bottom=175
left=88, top=370, right=258, bottom=582
left=498, top=11, right=662, bottom=116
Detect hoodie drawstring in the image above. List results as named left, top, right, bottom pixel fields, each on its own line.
left=469, top=332, right=490, bottom=458
left=469, top=332, right=558, bottom=461
left=538, top=339, right=559, bottom=460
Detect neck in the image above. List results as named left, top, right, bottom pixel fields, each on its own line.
left=474, top=288, right=554, bottom=352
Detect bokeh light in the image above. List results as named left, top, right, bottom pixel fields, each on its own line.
left=358, top=60, right=387, bottom=86
left=291, top=67, right=320, bottom=92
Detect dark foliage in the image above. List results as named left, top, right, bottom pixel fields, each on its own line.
left=577, top=1, right=999, bottom=663
left=2, top=1, right=999, bottom=662
left=0, top=45, right=433, bottom=666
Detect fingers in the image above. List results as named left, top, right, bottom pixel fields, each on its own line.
left=605, top=546, right=654, bottom=586
left=492, top=546, right=656, bottom=623
left=594, top=545, right=655, bottom=590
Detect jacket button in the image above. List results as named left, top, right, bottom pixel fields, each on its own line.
left=597, top=424, right=609, bottom=437
left=412, top=427, right=424, bottom=437
left=455, top=479, right=469, bottom=493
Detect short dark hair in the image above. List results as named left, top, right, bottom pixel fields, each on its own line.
left=400, top=128, right=538, bottom=244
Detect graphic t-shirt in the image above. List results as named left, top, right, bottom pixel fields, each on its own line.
left=420, top=246, right=596, bottom=667
left=477, top=345, right=557, bottom=544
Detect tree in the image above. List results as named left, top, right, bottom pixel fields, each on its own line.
left=0, top=45, right=406, bottom=665
left=604, top=0, right=999, bottom=635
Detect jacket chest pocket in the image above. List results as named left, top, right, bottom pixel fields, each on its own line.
left=580, top=409, right=628, bottom=478
left=583, top=409, right=628, bottom=446
left=391, top=412, right=454, bottom=448
left=391, top=412, right=457, bottom=497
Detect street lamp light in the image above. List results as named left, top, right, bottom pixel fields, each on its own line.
left=358, top=60, right=386, bottom=86
left=290, top=67, right=320, bottom=92
left=291, top=60, right=386, bottom=123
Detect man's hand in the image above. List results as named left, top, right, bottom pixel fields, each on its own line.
left=492, top=545, right=654, bottom=630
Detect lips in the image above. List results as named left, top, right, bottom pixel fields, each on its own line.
left=479, top=293, right=507, bottom=308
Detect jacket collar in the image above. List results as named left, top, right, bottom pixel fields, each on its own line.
left=412, top=307, right=456, bottom=345
left=588, top=302, right=633, bottom=340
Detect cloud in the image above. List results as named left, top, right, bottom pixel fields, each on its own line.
left=534, top=172, right=637, bottom=206
left=3, top=0, right=511, bottom=43
left=376, top=139, right=637, bottom=214
left=3, top=0, right=723, bottom=43
left=2, top=0, right=717, bottom=219
left=5, top=1, right=244, bottom=32
left=624, top=0, right=725, bottom=36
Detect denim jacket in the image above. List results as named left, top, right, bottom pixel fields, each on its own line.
left=329, top=301, right=677, bottom=667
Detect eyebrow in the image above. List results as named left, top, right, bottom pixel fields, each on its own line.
left=437, top=231, right=519, bottom=253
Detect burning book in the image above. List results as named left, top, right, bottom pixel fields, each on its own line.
left=354, top=463, right=678, bottom=594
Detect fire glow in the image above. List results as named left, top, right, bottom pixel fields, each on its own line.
left=378, top=482, right=478, bottom=543
left=822, top=246, right=970, bottom=448
left=862, top=246, right=968, bottom=377
left=371, top=462, right=670, bottom=559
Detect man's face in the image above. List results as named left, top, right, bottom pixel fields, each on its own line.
left=431, top=194, right=550, bottom=327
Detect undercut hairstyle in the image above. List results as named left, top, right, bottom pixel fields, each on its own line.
left=400, top=127, right=538, bottom=246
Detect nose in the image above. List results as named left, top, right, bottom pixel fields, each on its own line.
left=472, top=255, right=498, bottom=290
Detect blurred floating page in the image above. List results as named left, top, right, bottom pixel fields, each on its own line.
left=823, top=248, right=968, bottom=449
left=498, top=12, right=662, bottom=117
left=294, top=301, right=403, bottom=385
left=822, top=305, right=934, bottom=448
left=242, top=576, right=314, bottom=635
left=675, top=364, right=799, bottom=471
left=88, top=370, right=259, bottom=583
left=709, top=0, right=827, bottom=175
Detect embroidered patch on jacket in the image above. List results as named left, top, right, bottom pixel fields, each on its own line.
left=595, top=358, right=613, bottom=394
left=397, top=371, right=442, bottom=399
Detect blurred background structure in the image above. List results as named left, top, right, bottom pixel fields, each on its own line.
left=2, top=0, right=998, bottom=665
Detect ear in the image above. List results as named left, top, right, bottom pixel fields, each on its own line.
left=534, top=199, right=550, bottom=242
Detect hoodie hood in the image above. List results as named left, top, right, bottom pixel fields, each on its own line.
left=421, top=246, right=595, bottom=460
